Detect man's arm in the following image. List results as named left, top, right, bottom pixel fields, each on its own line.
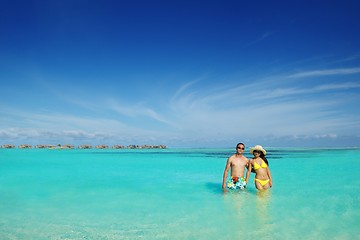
left=245, top=159, right=252, bottom=184
left=222, top=157, right=231, bottom=189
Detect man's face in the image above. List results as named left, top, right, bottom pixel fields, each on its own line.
left=236, top=145, right=245, bottom=152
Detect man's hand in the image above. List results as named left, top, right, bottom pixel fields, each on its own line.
left=222, top=183, right=227, bottom=192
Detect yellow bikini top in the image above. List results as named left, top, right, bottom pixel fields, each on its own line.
left=253, top=159, right=268, bottom=170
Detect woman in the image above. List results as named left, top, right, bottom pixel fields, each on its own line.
left=249, top=145, right=272, bottom=190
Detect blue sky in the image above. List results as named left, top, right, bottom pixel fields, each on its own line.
left=1, top=0, right=360, bottom=148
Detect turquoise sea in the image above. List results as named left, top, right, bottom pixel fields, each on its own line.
left=0, top=147, right=359, bottom=239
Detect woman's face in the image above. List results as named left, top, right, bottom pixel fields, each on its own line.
left=253, top=150, right=261, bottom=156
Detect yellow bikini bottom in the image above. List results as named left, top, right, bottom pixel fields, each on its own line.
left=255, top=178, right=269, bottom=186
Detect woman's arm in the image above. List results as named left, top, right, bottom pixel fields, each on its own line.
left=267, top=167, right=273, bottom=188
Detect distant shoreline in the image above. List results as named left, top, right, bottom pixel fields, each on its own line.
left=0, top=144, right=167, bottom=149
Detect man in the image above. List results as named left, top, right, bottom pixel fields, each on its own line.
left=222, top=143, right=250, bottom=191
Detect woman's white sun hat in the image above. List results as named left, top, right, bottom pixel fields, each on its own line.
left=250, top=145, right=267, bottom=155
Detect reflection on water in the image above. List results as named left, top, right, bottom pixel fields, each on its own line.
left=223, top=189, right=250, bottom=210
left=256, top=190, right=271, bottom=220
left=222, top=189, right=274, bottom=238
left=253, top=190, right=273, bottom=238
left=221, top=189, right=252, bottom=237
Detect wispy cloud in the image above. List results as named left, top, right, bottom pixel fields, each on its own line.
left=0, top=106, right=137, bottom=135
left=171, top=78, right=203, bottom=103
left=107, top=100, right=176, bottom=127
left=243, top=31, right=274, bottom=48
left=255, top=82, right=360, bottom=100
left=314, top=82, right=360, bottom=91
left=165, top=69, right=360, bottom=141
left=287, top=67, right=360, bottom=78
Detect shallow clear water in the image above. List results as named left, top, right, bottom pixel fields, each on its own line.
left=0, top=148, right=359, bottom=239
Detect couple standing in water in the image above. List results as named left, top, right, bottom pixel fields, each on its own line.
left=222, top=143, right=272, bottom=192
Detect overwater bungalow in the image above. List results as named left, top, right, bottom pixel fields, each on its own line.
left=59, top=144, right=75, bottom=149
left=95, top=145, right=109, bottom=149
left=78, top=145, right=93, bottom=149
left=112, top=145, right=125, bottom=149
left=127, top=144, right=138, bottom=149
left=1, top=144, right=16, bottom=149
left=126, top=144, right=167, bottom=149
left=35, top=145, right=47, bottom=149
left=18, top=144, right=33, bottom=149
left=10, top=144, right=167, bottom=149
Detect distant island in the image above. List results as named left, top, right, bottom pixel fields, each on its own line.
left=1, top=144, right=167, bottom=149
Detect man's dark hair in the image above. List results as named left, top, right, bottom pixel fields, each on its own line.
left=236, top=143, right=245, bottom=148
